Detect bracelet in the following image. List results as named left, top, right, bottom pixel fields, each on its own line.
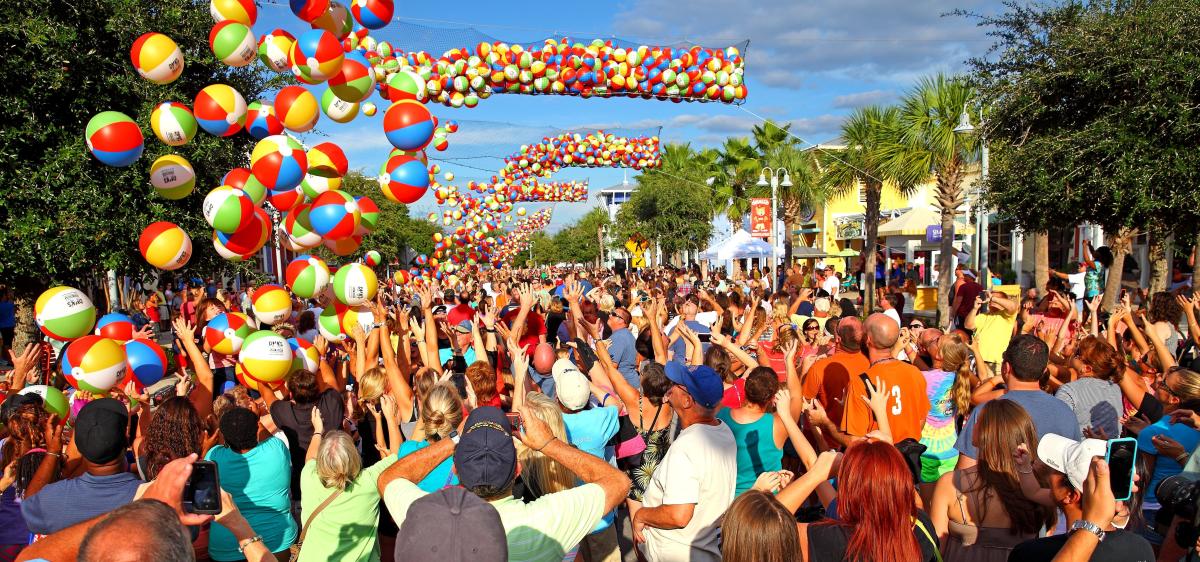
left=48, top=451, right=65, bottom=460
left=533, top=436, right=558, bottom=452
left=237, top=535, right=264, bottom=553
left=1176, top=453, right=1190, bottom=465
left=1017, top=466, right=1033, bottom=475
left=312, top=432, right=323, bottom=437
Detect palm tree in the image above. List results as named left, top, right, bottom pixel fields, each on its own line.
left=749, top=121, right=821, bottom=266
left=711, top=137, right=761, bottom=225
left=819, top=106, right=927, bottom=313
left=897, top=75, right=980, bottom=327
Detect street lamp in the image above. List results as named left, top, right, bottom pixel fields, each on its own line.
left=954, top=103, right=990, bottom=278
left=757, top=167, right=792, bottom=275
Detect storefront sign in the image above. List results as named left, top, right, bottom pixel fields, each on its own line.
left=750, top=198, right=771, bottom=238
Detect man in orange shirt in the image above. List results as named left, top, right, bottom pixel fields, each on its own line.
left=840, top=313, right=930, bottom=443
left=802, top=316, right=868, bottom=425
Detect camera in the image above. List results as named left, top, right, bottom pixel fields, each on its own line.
left=1155, top=474, right=1200, bottom=548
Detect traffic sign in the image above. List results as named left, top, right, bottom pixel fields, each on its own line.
left=632, top=255, right=646, bottom=268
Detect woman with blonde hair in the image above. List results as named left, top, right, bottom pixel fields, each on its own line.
left=396, top=382, right=464, bottom=492
left=919, top=336, right=974, bottom=483
left=514, top=392, right=576, bottom=500
left=295, top=410, right=399, bottom=562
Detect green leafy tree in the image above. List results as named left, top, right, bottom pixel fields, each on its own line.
left=748, top=122, right=822, bottom=266
left=614, top=148, right=715, bottom=265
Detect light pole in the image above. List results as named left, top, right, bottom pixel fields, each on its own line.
left=757, top=168, right=793, bottom=276
left=954, top=103, right=989, bottom=278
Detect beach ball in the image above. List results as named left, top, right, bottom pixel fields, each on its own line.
left=251, top=284, right=292, bottom=325
left=339, top=304, right=375, bottom=335
left=215, top=207, right=270, bottom=256
left=382, top=100, right=434, bottom=151
left=288, top=338, right=320, bottom=373
left=384, top=70, right=425, bottom=102
left=332, top=262, right=377, bottom=305
left=245, top=100, right=283, bottom=139
left=239, top=330, right=294, bottom=382
left=209, top=21, right=256, bottom=67
left=257, top=28, right=295, bottom=72
left=149, top=102, right=198, bottom=147
left=250, top=134, right=307, bottom=191
left=381, top=155, right=429, bottom=203
left=222, top=167, right=252, bottom=191
left=149, top=154, right=196, bottom=200
left=309, top=190, right=361, bottom=240
left=350, top=0, right=392, bottom=29
left=139, top=221, right=192, bottom=270
left=35, top=286, right=96, bottom=341
left=320, top=87, right=359, bottom=123
left=323, top=234, right=362, bottom=256
left=310, top=1, right=353, bottom=40
left=284, top=204, right=323, bottom=248
left=17, top=386, right=69, bottom=419
left=61, top=336, right=127, bottom=394
left=130, top=32, right=184, bottom=85
left=306, top=142, right=348, bottom=178
left=239, top=174, right=269, bottom=206
left=96, top=313, right=136, bottom=342
left=268, top=185, right=305, bottom=212
left=363, top=250, right=382, bottom=267
left=285, top=254, right=330, bottom=298
left=235, top=362, right=280, bottom=393
left=204, top=312, right=254, bottom=355
left=362, top=102, right=377, bottom=117
left=300, top=173, right=340, bottom=199
left=125, top=338, right=168, bottom=389
left=330, top=51, right=376, bottom=103
left=274, top=86, right=319, bottom=132
left=317, top=305, right=345, bottom=340
left=85, top=111, right=143, bottom=167
left=290, top=0, right=330, bottom=22
left=203, top=185, right=254, bottom=233
left=289, top=29, right=344, bottom=84
left=194, top=84, right=247, bottom=137
left=210, top=0, right=257, bottom=25
left=354, top=195, right=379, bottom=235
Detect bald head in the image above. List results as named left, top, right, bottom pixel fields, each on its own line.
left=836, top=316, right=864, bottom=352
left=918, top=328, right=944, bottom=352
left=865, top=313, right=899, bottom=350
left=532, top=342, right=556, bottom=374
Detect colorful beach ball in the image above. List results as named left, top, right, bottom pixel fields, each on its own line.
left=309, top=190, right=361, bottom=240
left=317, top=305, right=345, bottom=340
left=239, top=174, right=269, bottom=206
left=139, top=221, right=192, bottom=270
left=361, top=102, right=377, bottom=117
left=382, top=100, right=435, bottom=151
left=125, top=338, right=168, bottom=389
left=329, top=51, right=375, bottom=103
left=96, top=313, right=136, bottom=342
left=257, top=28, right=295, bottom=72
left=250, top=134, right=307, bottom=191
left=209, top=21, right=256, bottom=67
left=285, top=254, right=330, bottom=298
left=339, top=304, right=375, bottom=335
left=300, top=173, right=340, bottom=199
left=381, top=155, right=429, bottom=203
left=323, top=234, right=362, bottom=256
left=332, top=262, right=377, bottom=305
left=274, top=85, right=319, bottom=132
left=235, top=362, right=279, bottom=393
left=284, top=204, right=323, bottom=248
left=289, top=29, right=344, bottom=84
left=35, top=286, right=96, bottom=341
left=215, top=207, right=270, bottom=258
left=210, top=0, right=257, bottom=26
left=288, top=337, right=320, bottom=373
left=203, top=185, right=254, bottom=233
left=363, top=250, right=382, bottom=267
left=149, top=102, right=198, bottom=147
left=17, top=386, right=70, bottom=419
left=204, top=312, right=254, bottom=355
left=130, top=32, right=184, bottom=85
left=85, top=111, right=143, bottom=167
left=149, top=155, right=196, bottom=200
left=239, top=330, right=294, bottom=382
left=194, top=84, right=247, bottom=137
left=222, top=167, right=252, bottom=191
left=307, top=142, right=348, bottom=178
left=320, top=88, right=358, bottom=123
left=384, top=70, right=425, bottom=102
left=310, top=1, right=353, bottom=39
left=289, top=0, right=329, bottom=22
left=354, top=195, right=379, bottom=235
left=251, top=284, right=292, bottom=325
left=61, top=336, right=127, bottom=394
left=245, top=100, right=283, bottom=139
left=268, top=185, right=305, bottom=212
left=350, top=0, right=393, bottom=29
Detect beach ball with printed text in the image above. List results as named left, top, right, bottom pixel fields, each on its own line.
left=257, top=28, right=294, bottom=72
left=239, top=330, right=294, bottom=382
left=139, top=221, right=192, bottom=271
left=149, top=155, right=196, bottom=200
left=332, top=262, right=377, bottom=305
left=35, top=287, right=96, bottom=341
left=130, top=32, right=184, bottom=84
left=149, top=102, right=197, bottom=147
left=209, top=21, right=256, bottom=67
left=251, top=284, right=292, bottom=325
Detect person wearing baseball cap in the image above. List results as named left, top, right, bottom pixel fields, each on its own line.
left=379, top=406, right=630, bottom=562
left=1008, top=434, right=1154, bottom=560
left=21, top=398, right=142, bottom=535
left=634, top=362, right=736, bottom=562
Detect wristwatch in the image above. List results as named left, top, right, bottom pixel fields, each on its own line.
left=448, top=429, right=460, bottom=445
left=1070, top=519, right=1106, bottom=542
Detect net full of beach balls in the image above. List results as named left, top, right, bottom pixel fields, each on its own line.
left=194, top=84, right=247, bottom=137
left=286, top=254, right=330, bottom=298
left=17, top=386, right=70, bottom=419
left=85, top=111, right=143, bottom=167
left=125, top=338, right=168, bottom=389
left=309, top=190, right=361, bottom=239
left=204, top=312, right=254, bottom=355
left=149, top=155, right=196, bottom=200
left=96, top=313, right=136, bottom=342
left=203, top=185, right=254, bottom=233
left=383, top=100, right=435, bottom=151
left=251, top=284, right=292, bottom=325
left=61, top=336, right=128, bottom=394
left=35, top=286, right=97, bottom=341
left=130, top=32, right=184, bottom=85
left=288, top=337, right=320, bottom=373
left=250, top=134, right=308, bottom=191
left=150, top=102, right=197, bottom=147
left=332, top=262, right=377, bottom=305
left=139, top=221, right=193, bottom=270
left=239, top=330, right=294, bottom=383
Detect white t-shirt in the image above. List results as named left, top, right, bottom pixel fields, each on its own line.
left=883, top=308, right=902, bottom=328
left=1066, top=272, right=1086, bottom=300
left=694, top=310, right=719, bottom=328
left=640, top=421, right=736, bottom=562
left=821, top=275, right=840, bottom=297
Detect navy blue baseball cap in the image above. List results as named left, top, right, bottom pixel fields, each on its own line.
left=665, top=361, right=725, bottom=409
left=454, top=407, right=518, bottom=492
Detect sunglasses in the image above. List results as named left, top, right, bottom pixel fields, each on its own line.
left=909, top=323, right=924, bottom=329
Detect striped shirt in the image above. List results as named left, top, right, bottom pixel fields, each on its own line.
left=1055, top=377, right=1123, bottom=438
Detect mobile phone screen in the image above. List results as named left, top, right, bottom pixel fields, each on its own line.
left=698, top=332, right=712, bottom=343
left=184, top=460, right=222, bottom=514
left=1106, top=438, right=1137, bottom=502
left=505, top=412, right=523, bottom=435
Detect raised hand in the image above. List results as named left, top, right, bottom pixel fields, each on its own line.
left=171, top=317, right=194, bottom=340
left=1014, top=442, right=1033, bottom=470
left=8, top=343, right=43, bottom=388
left=311, top=407, right=325, bottom=436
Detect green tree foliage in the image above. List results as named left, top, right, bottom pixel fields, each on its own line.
left=339, top=172, right=439, bottom=266
left=551, top=207, right=610, bottom=265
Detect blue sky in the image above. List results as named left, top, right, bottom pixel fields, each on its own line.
left=253, top=0, right=1001, bottom=235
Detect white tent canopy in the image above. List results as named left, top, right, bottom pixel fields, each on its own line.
left=701, top=229, right=776, bottom=261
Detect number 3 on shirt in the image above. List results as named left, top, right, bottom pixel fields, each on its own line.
left=890, top=386, right=902, bottom=415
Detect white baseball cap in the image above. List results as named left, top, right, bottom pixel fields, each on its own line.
left=552, top=358, right=591, bottom=411
left=1037, top=433, right=1108, bottom=491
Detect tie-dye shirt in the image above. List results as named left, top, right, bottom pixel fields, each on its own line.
left=919, top=369, right=959, bottom=482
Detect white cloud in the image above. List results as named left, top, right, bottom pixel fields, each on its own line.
left=832, top=89, right=897, bottom=108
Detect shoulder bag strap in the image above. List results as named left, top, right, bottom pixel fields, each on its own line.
left=913, top=517, right=943, bottom=562
left=297, top=488, right=344, bottom=545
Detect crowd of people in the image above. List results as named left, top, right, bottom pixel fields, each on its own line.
left=3, top=260, right=1200, bottom=562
